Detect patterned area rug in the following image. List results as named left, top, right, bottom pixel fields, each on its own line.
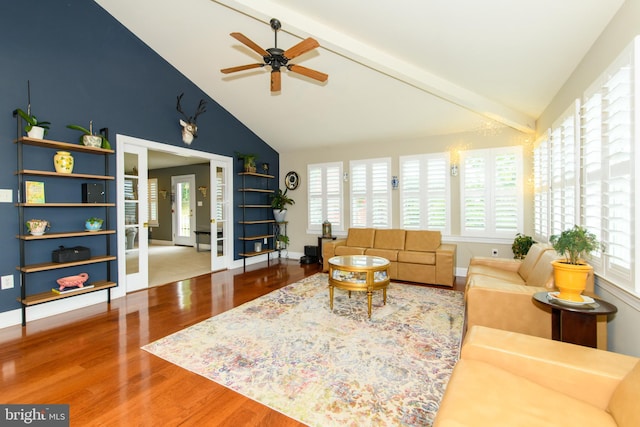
left=142, top=273, right=464, bottom=426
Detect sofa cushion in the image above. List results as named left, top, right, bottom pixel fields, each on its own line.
left=397, top=250, right=436, bottom=265
left=526, top=250, right=558, bottom=288
left=365, top=248, right=398, bottom=261
left=404, top=230, right=441, bottom=252
left=334, top=246, right=367, bottom=256
left=517, top=243, right=550, bottom=281
left=608, top=361, right=640, bottom=427
left=434, top=359, right=617, bottom=427
left=373, top=229, right=406, bottom=250
left=346, top=228, right=375, bottom=248
left=466, top=264, right=526, bottom=285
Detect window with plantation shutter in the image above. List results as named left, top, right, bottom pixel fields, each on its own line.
left=350, top=158, right=391, bottom=228
left=399, top=153, right=450, bottom=233
left=550, top=102, right=580, bottom=238
left=580, top=40, right=636, bottom=292
left=308, top=162, right=344, bottom=233
left=460, top=147, right=522, bottom=238
left=148, top=178, right=159, bottom=227
left=533, top=135, right=550, bottom=242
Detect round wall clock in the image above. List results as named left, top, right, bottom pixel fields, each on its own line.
left=285, top=171, right=299, bottom=190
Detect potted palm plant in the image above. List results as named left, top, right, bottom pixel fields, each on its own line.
left=549, top=225, right=600, bottom=302
left=271, top=188, right=294, bottom=222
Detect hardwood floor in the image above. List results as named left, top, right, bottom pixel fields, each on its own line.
left=0, top=259, right=464, bottom=426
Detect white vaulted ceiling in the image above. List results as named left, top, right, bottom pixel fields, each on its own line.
left=95, top=0, right=624, bottom=152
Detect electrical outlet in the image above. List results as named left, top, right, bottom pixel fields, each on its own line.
left=0, top=189, right=12, bottom=203
left=1, top=275, right=14, bottom=290
left=491, top=249, right=499, bottom=257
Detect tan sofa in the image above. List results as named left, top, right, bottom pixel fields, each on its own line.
left=465, top=242, right=607, bottom=349
left=434, top=326, right=640, bottom=427
left=322, top=228, right=456, bottom=287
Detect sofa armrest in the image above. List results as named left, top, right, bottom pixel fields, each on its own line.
left=462, top=326, right=639, bottom=409
left=469, top=256, right=522, bottom=272
left=465, top=278, right=552, bottom=339
left=322, top=239, right=347, bottom=272
left=435, top=244, right=456, bottom=286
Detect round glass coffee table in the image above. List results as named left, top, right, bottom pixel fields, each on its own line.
left=328, top=255, right=390, bottom=319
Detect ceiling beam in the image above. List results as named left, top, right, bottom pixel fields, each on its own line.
left=212, top=0, right=536, bottom=134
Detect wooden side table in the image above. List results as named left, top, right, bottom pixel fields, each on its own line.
left=532, top=291, right=617, bottom=348
left=317, top=235, right=336, bottom=265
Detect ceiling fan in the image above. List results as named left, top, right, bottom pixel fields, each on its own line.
left=221, top=18, right=328, bottom=92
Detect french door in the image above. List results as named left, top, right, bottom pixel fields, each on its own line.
left=117, top=134, right=234, bottom=293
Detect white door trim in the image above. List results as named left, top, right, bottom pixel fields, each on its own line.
left=115, top=134, right=234, bottom=298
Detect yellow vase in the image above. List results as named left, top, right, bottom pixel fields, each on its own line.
left=551, top=260, right=593, bottom=302
left=54, top=151, right=74, bottom=174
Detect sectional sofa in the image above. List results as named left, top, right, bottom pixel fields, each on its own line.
left=322, top=228, right=456, bottom=287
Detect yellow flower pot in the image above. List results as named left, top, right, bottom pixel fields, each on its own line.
left=551, top=260, right=593, bottom=302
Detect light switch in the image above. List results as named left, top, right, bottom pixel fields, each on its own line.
left=0, top=189, right=12, bottom=203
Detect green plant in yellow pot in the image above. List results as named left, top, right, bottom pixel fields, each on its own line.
left=549, top=225, right=600, bottom=302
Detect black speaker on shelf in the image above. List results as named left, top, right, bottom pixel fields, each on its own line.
left=82, top=183, right=105, bottom=203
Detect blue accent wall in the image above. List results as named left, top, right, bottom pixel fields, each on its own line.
left=0, top=1, right=278, bottom=314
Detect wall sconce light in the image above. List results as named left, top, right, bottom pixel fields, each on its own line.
left=198, top=186, right=208, bottom=198
left=450, top=164, right=459, bottom=176
left=391, top=176, right=399, bottom=189
left=159, top=189, right=168, bottom=199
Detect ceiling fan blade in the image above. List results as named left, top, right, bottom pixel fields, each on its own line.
left=283, top=37, right=320, bottom=60
left=230, top=32, right=269, bottom=57
left=220, top=63, right=264, bottom=74
left=271, top=70, right=281, bottom=92
left=287, top=64, right=328, bottom=82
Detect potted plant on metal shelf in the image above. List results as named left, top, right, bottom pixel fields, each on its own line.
left=271, top=188, right=294, bottom=223
left=549, top=225, right=600, bottom=302
left=236, top=152, right=257, bottom=173
left=67, top=121, right=111, bottom=149
left=25, top=219, right=50, bottom=236
left=512, top=233, right=535, bottom=260
left=15, top=108, right=50, bottom=139
left=85, top=217, right=104, bottom=232
left=276, top=234, right=289, bottom=250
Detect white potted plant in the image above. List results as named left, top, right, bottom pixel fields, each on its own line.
left=271, top=188, right=295, bottom=223
left=15, top=108, right=50, bottom=139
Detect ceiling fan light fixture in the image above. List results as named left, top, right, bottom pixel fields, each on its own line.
left=221, top=18, right=328, bottom=92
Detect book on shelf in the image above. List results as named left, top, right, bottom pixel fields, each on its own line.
left=52, top=284, right=94, bottom=295
left=25, top=181, right=45, bottom=203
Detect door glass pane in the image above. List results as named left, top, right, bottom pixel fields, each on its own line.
left=216, top=167, right=225, bottom=256
left=176, top=182, right=191, bottom=238
left=124, top=153, right=139, bottom=274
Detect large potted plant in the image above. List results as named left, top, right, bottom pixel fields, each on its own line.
left=271, top=188, right=294, bottom=223
left=549, top=225, right=600, bottom=302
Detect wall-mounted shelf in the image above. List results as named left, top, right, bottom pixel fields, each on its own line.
left=14, top=129, right=116, bottom=326
left=238, top=170, right=275, bottom=271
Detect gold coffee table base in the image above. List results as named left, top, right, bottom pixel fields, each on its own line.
left=328, top=255, right=390, bottom=319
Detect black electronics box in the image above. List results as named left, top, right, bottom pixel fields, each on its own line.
left=82, top=183, right=105, bottom=203
left=52, top=246, right=91, bottom=263
left=304, top=245, right=319, bottom=257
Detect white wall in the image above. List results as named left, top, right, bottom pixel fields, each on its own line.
left=279, top=127, right=533, bottom=274
left=538, top=0, right=640, bottom=357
